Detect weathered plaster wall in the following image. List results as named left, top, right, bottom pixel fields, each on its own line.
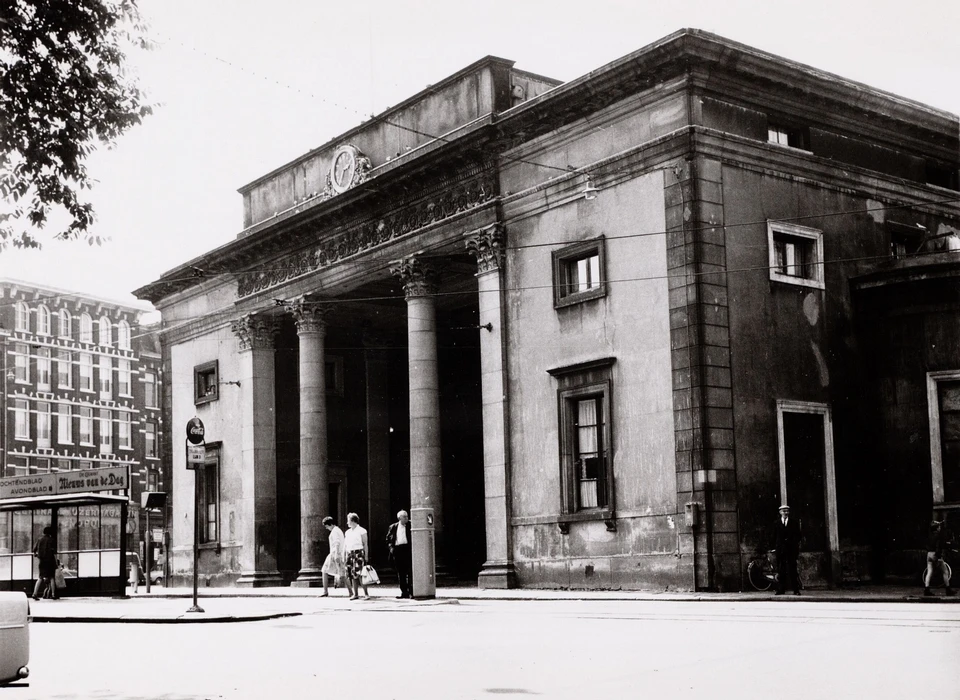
left=507, top=170, right=680, bottom=589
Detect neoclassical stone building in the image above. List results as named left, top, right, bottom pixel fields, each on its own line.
left=137, top=30, right=959, bottom=590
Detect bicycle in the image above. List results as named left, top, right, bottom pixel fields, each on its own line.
left=747, top=551, right=778, bottom=591
left=920, top=547, right=956, bottom=592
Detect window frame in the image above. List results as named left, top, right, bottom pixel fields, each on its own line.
left=547, top=357, right=617, bottom=529
left=99, top=408, right=113, bottom=454
left=98, top=316, right=112, bottom=347
left=144, top=371, right=158, bottom=408
left=57, top=350, right=73, bottom=389
left=117, top=320, right=131, bottom=350
left=57, top=403, right=73, bottom=445
left=14, top=302, right=29, bottom=332
left=78, top=406, right=94, bottom=445
left=37, top=305, right=51, bottom=336
left=36, top=402, right=52, bottom=448
left=551, top=236, right=607, bottom=309
left=36, top=347, right=52, bottom=391
left=767, top=221, right=825, bottom=290
left=117, top=359, right=132, bottom=397
left=145, top=421, right=157, bottom=459
left=59, top=310, right=72, bottom=339
left=79, top=313, right=93, bottom=344
left=13, top=343, right=29, bottom=383
left=194, top=361, right=219, bottom=405
left=198, top=444, right=221, bottom=545
left=98, top=354, right=112, bottom=399
left=14, top=399, right=30, bottom=440
left=117, top=411, right=132, bottom=450
left=79, top=353, right=94, bottom=392
left=927, top=370, right=960, bottom=507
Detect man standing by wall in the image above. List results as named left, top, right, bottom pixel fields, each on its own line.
left=386, top=510, right=412, bottom=599
left=775, top=504, right=801, bottom=596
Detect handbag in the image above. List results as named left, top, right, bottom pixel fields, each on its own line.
left=54, top=564, right=67, bottom=589
left=361, top=564, right=380, bottom=586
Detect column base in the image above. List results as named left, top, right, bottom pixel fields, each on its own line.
left=478, top=561, right=518, bottom=589
left=235, top=570, right=285, bottom=588
left=290, top=569, right=325, bottom=587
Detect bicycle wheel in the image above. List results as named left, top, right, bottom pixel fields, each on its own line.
left=920, top=561, right=953, bottom=586
left=747, top=559, right=775, bottom=591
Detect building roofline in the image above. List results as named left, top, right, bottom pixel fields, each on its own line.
left=0, top=277, right=154, bottom=314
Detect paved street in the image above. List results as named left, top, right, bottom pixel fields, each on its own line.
left=7, top=598, right=960, bottom=699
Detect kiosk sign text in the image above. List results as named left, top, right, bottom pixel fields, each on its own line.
left=0, top=466, right=130, bottom=500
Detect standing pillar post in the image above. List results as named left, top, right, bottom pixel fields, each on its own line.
left=466, top=224, right=517, bottom=588
left=364, top=332, right=391, bottom=566
left=232, top=314, right=283, bottom=587
left=391, top=257, right=444, bottom=566
left=289, top=296, right=332, bottom=587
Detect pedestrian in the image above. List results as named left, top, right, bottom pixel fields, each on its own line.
left=386, top=509, right=413, bottom=599
left=343, top=512, right=370, bottom=600
left=320, top=516, right=345, bottom=597
left=32, top=526, right=58, bottom=600
left=775, top=504, right=801, bottom=596
left=923, top=520, right=955, bottom=597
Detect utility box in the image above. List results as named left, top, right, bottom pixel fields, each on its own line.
left=684, top=502, right=700, bottom=528
left=411, top=506, right=436, bottom=599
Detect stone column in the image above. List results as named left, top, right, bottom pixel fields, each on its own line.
left=364, top=332, right=391, bottom=565
left=231, top=314, right=284, bottom=587
left=288, top=296, right=332, bottom=587
left=466, top=224, right=517, bottom=588
left=391, top=257, right=444, bottom=553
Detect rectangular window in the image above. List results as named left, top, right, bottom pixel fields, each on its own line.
left=148, top=469, right=158, bottom=492
left=928, top=372, right=960, bottom=505
left=14, top=343, right=29, bottom=382
left=14, top=399, right=29, bottom=439
left=79, top=353, right=93, bottom=391
left=194, top=361, right=219, bottom=405
left=145, top=421, right=157, bottom=459
left=98, top=355, right=112, bottom=399
left=767, top=221, right=824, bottom=289
left=31, top=458, right=51, bottom=474
left=79, top=406, right=94, bottom=445
left=36, top=402, right=51, bottom=448
left=57, top=458, right=70, bottom=472
left=199, top=447, right=220, bottom=544
left=117, top=359, right=132, bottom=396
left=57, top=350, right=73, bottom=388
left=144, top=372, right=157, bottom=407
left=57, top=404, right=73, bottom=444
left=548, top=358, right=616, bottom=523
left=36, top=348, right=51, bottom=390
left=552, top=237, right=607, bottom=308
left=767, top=123, right=807, bottom=150
left=118, top=411, right=132, bottom=449
left=99, top=409, right=112, bottom=453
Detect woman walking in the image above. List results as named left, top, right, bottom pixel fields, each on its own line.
left=32, top=526, right=58, bottom=600
left=320, top=516, right=345, bottom=597
left=343, top=512, right=370, bottom=600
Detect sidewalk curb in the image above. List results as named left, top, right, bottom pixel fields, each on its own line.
left=30, top=611, right=303, bottom=624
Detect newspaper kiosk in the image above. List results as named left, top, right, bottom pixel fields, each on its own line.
left=0, top=467, right=131, bottom=597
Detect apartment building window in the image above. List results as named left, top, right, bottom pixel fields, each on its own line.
left=31, top=458, right=51, bottom=474
left=117, top=359, right=132, bottom=396
left=767, top=221, right=824, bottom=290
left=79, top=313, right=93, bottom=343
left=57, top=350, right=73, bottom=389
left=78, top=460, right=92, bottom=470
left=57, top=458, right=70, bottom=472
left=552, top=236, right=607, bottom=308
left=145, top=421, right=157, bottom=459
left=36, top=402, right=51, bottom=448
left=98, top=316, right=112, bottom=346
left=199, top=446, right=220, bottom=544
left=58, top=404, right=73, bottom=444
left=99, top=354, right=112, bottom=399
left=117, top=320, right=131, bottom=350
left=99, top=409, right=112, bottom=453
left=147, top=469, right=159, bottom=492
left=194, top=361, right=219, bottom=405
left=37, top=305, right=51, bottom=336
left=59, top=310, right=72, bottom=339
left=14, top=343, right=29, bottom=382
left=144, top=372, right=157, bottom=408
left=36, top=347, right=51, bottom=390
left=118, top=411, right=132, bottom=449
left=14, top=400, right=29, bottom=439
left=548, top=358, right=616, bottom=524
left=79, top=406, right=94, bottom=445
left=15, top=301, right=29, bottom=332
left=79, top=353, right=93, bottom=391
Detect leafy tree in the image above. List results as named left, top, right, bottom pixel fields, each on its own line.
left=0, top=0, right=152, bottom=249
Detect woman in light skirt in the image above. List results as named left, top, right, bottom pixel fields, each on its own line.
left=320, top=516, right=345, bottom=597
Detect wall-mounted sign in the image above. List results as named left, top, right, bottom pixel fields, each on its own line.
left=186, top=417, right=205, bottom=445
left=186, top=445, right=206, bottom=468
left=0, top=466, right=131, bottom=500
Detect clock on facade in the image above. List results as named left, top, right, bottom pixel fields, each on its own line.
left=328, top=144, right=371, bottom=195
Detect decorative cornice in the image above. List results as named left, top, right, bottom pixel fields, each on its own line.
left=391, top=256, right=439, bottom=299
left=465, top=223, right=506, bottom=274
left=235, top=171, right=497, bottom=299
left=287, top=296, right=332, bottom=335
left=230, top=315, right=280, bottom=352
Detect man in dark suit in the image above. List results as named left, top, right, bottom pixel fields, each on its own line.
left=775, top=504, right=801, bottom=596
left=386, top=510, right=412, bottom=599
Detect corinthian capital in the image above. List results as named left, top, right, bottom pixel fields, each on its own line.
left=231, top=314, right=280, bottom=352
left=288, top=295, right=333, bottom=335
left=391, top=256, right=439, bottom=299
left=465, top=223, right=505, bottom=275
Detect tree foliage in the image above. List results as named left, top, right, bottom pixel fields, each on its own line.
left=0, top=0, right=152, bottom=249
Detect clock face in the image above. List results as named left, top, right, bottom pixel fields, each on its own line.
left=330, top=147, right=357, bottom=193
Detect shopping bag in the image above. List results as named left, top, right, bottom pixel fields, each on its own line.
left=54, top=565, right=67, bottom=589
left=361, top=564, right=380, bottom=585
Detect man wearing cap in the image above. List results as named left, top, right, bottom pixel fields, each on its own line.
left=775, top=504, right=801, bottom=596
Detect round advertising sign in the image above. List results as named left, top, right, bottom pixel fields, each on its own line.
left=186, top=417, right=205, bottom=445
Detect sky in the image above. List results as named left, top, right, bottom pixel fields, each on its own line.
left=3, top=0, right=959, bottom=312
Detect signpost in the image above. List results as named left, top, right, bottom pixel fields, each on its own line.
left=185, top=417, right=205, bottom=614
